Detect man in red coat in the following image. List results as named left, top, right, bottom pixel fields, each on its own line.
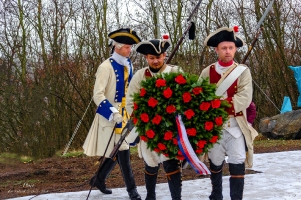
left=199, top=26, right=257, bottom=200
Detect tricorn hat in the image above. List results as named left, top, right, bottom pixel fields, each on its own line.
left=135, top=39, right=171, bottom=55
left=204, top=26, right=245, bottom=47
left=108, top=28, right=141, bottom=45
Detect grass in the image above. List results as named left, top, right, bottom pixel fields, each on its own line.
left=0, top=152, right=33, bottom=164
left=254, top=134, right=301, bottom=148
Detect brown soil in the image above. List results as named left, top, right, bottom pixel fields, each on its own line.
left=1, top=140, right=301, bottom=199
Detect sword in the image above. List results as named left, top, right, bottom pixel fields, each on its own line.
left=241, top=0, right=275, bottom=64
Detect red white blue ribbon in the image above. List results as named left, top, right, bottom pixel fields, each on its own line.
left=176, top=114, right=211, bottom=175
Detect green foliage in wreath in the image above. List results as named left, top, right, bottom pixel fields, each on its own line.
left=131, top=71, right=230, bottom=160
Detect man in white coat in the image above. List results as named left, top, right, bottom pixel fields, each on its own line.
left=126, top=38, right=182, bottom=200
left=83, top=28, right=141, bottom=200
left=199, top=26, right=258, bottom=200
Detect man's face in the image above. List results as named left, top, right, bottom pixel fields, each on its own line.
left=115, top=44, right=132, bottom=57
left=215, top=41, right=237, bottom=63
left=145, top=53, right=166, bottom=70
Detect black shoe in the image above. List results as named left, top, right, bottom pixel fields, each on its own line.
left=89, top=175, right=112, bottom=194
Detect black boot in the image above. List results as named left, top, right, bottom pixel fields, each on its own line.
left=117, top=149, right=141, bottom=200
left=209, top=160, right=224, bottom=200
left=89, top=157, right=117, bottom=194
left=145, top=164, right=159, bottom=200
left=163, top=159, right=182, bottom=200
left=229, top=163, right=245, bottom=200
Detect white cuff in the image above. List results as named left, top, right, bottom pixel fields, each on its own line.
left=110, top=107, right=119, bottom=113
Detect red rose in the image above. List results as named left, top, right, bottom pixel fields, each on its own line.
left=133, top=102, right=138, bottom=110
left=175, top=74, right=187, bottom=84
left=184, top=109, right=195, bottom=119
left=140, top=113, right=149, bottom=122
left=215, top=116, right=223, bottom=126
left=200, top=102, right=211, bottom=111
left=173, top=138, right=178, bottom=145
left=148, top=97, right=158, bottom=108
left=140, top=88, right=146, bottom=96
left=187, top=128, right=197, bottom=136
left=155, top=79, right=166, bottom=87
left=211, top=99, right=221, bottom=108
left=177, top=149, right=183, bottom=155
left=146, top=129, right=155, bottom=138
left=197, top=140, right=207, bottom=148
left=204, top=121, right=214, bottom=131
left=192, top=87, right=203, bottom=95
left=176, top=155, right=185, bottom=160
left=164, top=131, right=173, bottom=140
left=158, top=143, right=167, bottom=150
left=140, top=135, right=148, bottom=142
left=163, top=153, right=169, bottom=157
left=166, top=105, right=176, bottom=114
left=196, top=148, right=203, bottom=154
left=182, top=92, right=192, bottom=103
left=163, top=87, right=173, bottom=98
left=133, top=117, right=138, bottom=125
left=154, top=148, right=160, bottom=153
left=152, top=114, right=162, bottom=125
left=210, top=135, right=219, bottom=143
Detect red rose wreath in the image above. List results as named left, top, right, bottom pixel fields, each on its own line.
left=131, top=72, right=229, bottom=160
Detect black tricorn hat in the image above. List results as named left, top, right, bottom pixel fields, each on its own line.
left=108, top=28, right=141, bottom=45
left=135, top=39, right=171, bottom=55
left=204, top=27, right=245, bottom=47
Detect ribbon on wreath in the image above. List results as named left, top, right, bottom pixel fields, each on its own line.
left=176, top=114, right=211, bottom=175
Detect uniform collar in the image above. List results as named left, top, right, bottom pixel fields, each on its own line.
left=111, top=52, right=130, bottom=70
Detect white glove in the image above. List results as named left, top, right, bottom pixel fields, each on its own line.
left=113, top=113, right=123, bottom=124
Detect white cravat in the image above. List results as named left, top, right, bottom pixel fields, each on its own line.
left=215, top=62, right=230, bottom=75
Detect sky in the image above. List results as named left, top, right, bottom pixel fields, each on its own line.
left=6, top=150, right=301, bottom=200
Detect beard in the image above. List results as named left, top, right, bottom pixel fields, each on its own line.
left=149, top=65, right=162, bottom=73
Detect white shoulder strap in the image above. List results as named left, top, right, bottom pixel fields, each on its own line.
left=215, top=65, right=247, bottom=96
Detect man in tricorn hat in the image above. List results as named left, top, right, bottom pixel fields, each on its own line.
left=198, top=26, right=258, bottom=200
left=125, top=37, right=183, bottom=200
left=83, top=28, right=141, bottom=200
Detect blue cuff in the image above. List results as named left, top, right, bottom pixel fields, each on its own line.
left=96, top=100, right=113, bottom=120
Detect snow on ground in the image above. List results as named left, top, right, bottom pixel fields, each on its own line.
left=7, top=151, right=301, bottom=200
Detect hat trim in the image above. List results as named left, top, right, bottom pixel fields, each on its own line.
left=109, top=32, right=140, bottom=44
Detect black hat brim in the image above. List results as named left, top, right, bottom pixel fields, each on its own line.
left=135, top=39, right=171, bottom=55
left=204, top=27, right=245, bottom=47
left=108, top=28, right=141, bottom=45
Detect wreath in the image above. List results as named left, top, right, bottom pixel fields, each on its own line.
left=131, top=71, right=229, bottom=160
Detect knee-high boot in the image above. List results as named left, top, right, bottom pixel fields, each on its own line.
left=229, top=163, right=245, bottom=200
left=89, top=157, right=117, bottom=194
left=117, top=149, right=141, bottom=200
left=145, top=164, right=159, bottom=200
left=209, top=160, right=224, bottom=200
left=163, top=159, right=182, bottom=200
